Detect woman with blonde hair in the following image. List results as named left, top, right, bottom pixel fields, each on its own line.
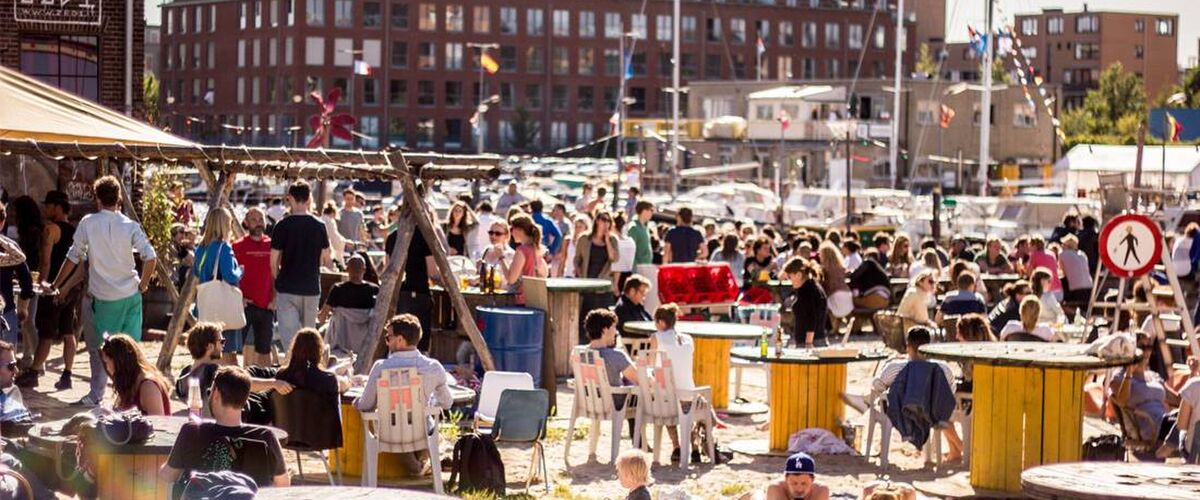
left=193, top=207, right=244, bottom=364
left=818, top=241, right=853, bottom=319
left=999, top=296, right=1054, bottom=341
left=887, top=234, right=914, bottom=278
left=897, top=270, right=937, bottom=328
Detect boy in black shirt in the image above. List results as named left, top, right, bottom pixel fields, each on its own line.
left=160, top=366, right=290, bottom=491
left=318, top=255, right=378, bottom=321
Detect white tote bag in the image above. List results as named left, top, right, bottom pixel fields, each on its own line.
left=196, top=244, right=247, bottom=330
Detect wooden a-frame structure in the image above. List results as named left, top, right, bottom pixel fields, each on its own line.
left=0, top=139, right=501, bottom=374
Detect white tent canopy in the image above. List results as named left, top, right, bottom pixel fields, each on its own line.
left=1056, top=144, right=1200, bottom=193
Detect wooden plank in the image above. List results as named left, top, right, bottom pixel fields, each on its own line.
left=1042, top=368, right=1063, bottom=464
left=1003, top=366, right=1025, bottom=492
left=363, top=213, right=414, bottom=373
left=1022, top=367, right=1044, bottom=473
left=971, top=363, right=992, bottom=487
left=1021, top=462, right=1200, bottom=500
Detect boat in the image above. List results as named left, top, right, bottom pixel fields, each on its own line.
left=657, top=182, right=781, bottom=225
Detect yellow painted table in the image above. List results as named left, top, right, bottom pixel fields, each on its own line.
left=921, top=342, right=1137, bottom=493
left=624, top=320, right=767, bottom=412
left=329, top=385, right=475, bottom=480
left=729, top=347, right=889, bottom=454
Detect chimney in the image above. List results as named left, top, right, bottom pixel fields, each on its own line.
left=1083, top=3, right=1089, bottom=12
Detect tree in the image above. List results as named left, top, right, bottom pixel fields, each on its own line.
left=915, top=43, right=938, bottom=78
left=983, top=56, right=1010, bottom=85
left=1061, top=62, right=1147, bottom=149
left=509, top=107, right=542, bottom=150
left=1156, top=65, right=1200, bottom=108
left=142, top=73, right=161, bottom=126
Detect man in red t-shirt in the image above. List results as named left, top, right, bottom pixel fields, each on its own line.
left=233, top=208, right=275, bottom=367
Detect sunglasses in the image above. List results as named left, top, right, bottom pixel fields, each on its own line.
left=488, top=230, right=507, bottom=236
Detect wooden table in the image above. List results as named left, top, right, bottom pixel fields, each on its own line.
left=254, top=485, right=455, bottom=499
left=729, top=346, right=889, bottom=454
left=523, top=277, right=613, bottom=379
left=329, top=385, right=475, bottom=479
left=1022, top=462, right=1200, bottom=500
left=30, top=416, right=286, bottom=500
left=624, top=320, right=768, bottom=414
left=921, top=342, right=1138, bottom=493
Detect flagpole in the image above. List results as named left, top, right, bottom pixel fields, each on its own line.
left=671, top=0, right=680, bottom=200
left=467, top=43, right=499, bottom=204
left=617, top=33, right=627, bottom=211
left=889, top=0, right=905, bottom=189
left=1163, top=112, right=1168, bottom=191
left=979, top=0, right=994, bottom=196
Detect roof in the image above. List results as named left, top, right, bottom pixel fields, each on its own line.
left=747, top=85, right=838, bottom=101
left=1057, top=144, right=1200, bottom=174
left=0, top=65, right=194, bottom=147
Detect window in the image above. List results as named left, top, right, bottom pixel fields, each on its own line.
left=473, top=6, right=489, bottom=32
left=268, top=38, right=277, bottom=66
left=333, top=38, right=352, bottom=66
left=682, top=54, right=697, bottom=77
left=756, top=20, right=769, bottom=40
left=705, top=54, right=721, bottom=77
left=418, top=3, right=436, bottom=31
left=334, top=0, right=351, bottom=27
left=604, top=49, right=620, bottom=76
left=972, top=103, right=994, bottom=126
left=418, top=42, right=436, bottom=69
left=527, top=8, right=544, bottom=36
left=874, top=25, right=886, bottom=48
left=266, top=76, right=276, bottom=103
left=444, top=119, right=462, bottom=148
left=363, top=78, right=378, bottom=105
left=252, top=39, right=261, bottom=66
left=445, top=81, right=462, bottom=106
left=658, top=53, right=672, bottom=77
left=779, top=21, right=793, bottom=46
left=499, top=46, right=517, bottom=71
left=1021, top=18, right=1037, bottom=36
left=1021, top=46, right=1036, bottom=59
left=826, top=59, right=839, bottom=78
left=1076, top=15, right=1098, bottom=33
left=389, top=118, right=406, bottom=146
left=603, top=86, right=616, bottom=109
left=1135, top=45, right=1144, bottom=59
left=1156, top=18, right=1173, bottom=36
left=19, top=35, right=100, bottom=101
left=208, top=41, right=216, bottom=68
left=630, top=52, right=646, bottom=76
left=195, top=5, right=203, bottom=32
left=416, top=119, right=434, bottom=147
left=706, top=17, right=721, bottom=42
left=552, top=46, right=569, bottom=74
left=446, top=5, right=463, bottom=32
left=445, top=43, right=463, bottom=69
left=682, top=16, right=697, bottom=42
left=254, top=0, right=262, bottom=28
left=526, top=46, right=544, bottom=73
left=801, top=22, right=816, bottom=48
left=391, top=41, right=407, bottom=67
left=730, top=18, right=745, bottom=43
left=305, top=37, right=324, bottom=64
left=389, top=79, right=406, bottom=105
left=631, top=14, right=647, bottom=39
left=500, top=7, right=517, bottom=34
left=802, top=57, right=815, bottom=79
left=498, top=120, right=513, bottom=146
left=553, top=10, right=569, bottom=37
left=656, top=15, right=672, bottom=41
left=578, top=48, right=594, bottom=75
left=1074, top=43, right=1099, bottom=60
left=417, top=80, right=434, bottom=105
left=238, top=40, right=247, bottom=67
left=185, top=6, right=190, bottom=32
left=605, top=13, right=622, bottom=38
left=848, top=24, right=863, bottom=49
left=916, top=100, right=936, bottom=125
left=237, top=77, right=245, bottom=104
left=391, top=3, right=408, bottom=29
left=499, top=82, right=514, bottom=108
left=359, top=116, right=379, bottom=148
left=552, top=85, right=568, bottom=110
left=1013, top=103, right=1036, bottom=127
left=577, top=123, right=594, bottom=143
left=550, top=122, right=567, bottom=148
left=579, top=11, right=595, bottom=38
left=1135, top=19, right=1145, bottom=33
left=732, top=54, right=746, bottom=79
left=167, top=9, right=174, bottom=34
left=577, top=86, right=594, bottom=110
left=1048, top=17, right=1063, bottom=34
left=825, top=23, right=840, bottom=49
left=282, top=0, right=290, bottom=26
left=525, top=84, right=542, bottom=109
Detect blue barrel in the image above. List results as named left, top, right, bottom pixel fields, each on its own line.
left=477, top=306, right=545, bottom=386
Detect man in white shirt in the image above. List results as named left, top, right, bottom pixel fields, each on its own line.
left=470, top=201, right=500, bottom=260
left=869, top=327, right=963, bottom=462
left=575, top=183, right=595, bottom=214
left=842, top=240, right=863, bottom=273
left=355, top=314, right=452, bottom=476
left=52, top=175, right=157, bottom=406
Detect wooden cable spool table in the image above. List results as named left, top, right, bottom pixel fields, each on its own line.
left=30, top=415, right=287, bottom=500
left=1021, top=462, right=1200, bottom=500
left=727, top=346, right=889, bottom=455
left=328, top=384, right=475, bottom=479
left=523, top=277, right=614, bottom=378
left=920, top=342, right=1138, bottom=493
left=623, top=320, right=769, bottom=414
left=253, top=485, right=455, bottom=499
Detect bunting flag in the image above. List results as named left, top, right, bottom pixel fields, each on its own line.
left=776, top=108, right=790, bottom=130
left=609, top=111, right=620, bottom=135
left=757, top=36, right=767, bottom=57
left=1167, top=112, right=1183, bottom=143
left=624, top=51, right=634, bottom=79
left=480, top=52, right=499, bottom=74
left=939, top=104, right=955, bottom=129
left=353, top=60, right=374, bottom=76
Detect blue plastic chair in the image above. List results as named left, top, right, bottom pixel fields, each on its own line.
left=489, top=388, right=550, bottom=492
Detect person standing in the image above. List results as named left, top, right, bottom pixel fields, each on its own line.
left=193, top=208, right=244, bottom=365
left=628, top=201, right=653, bottom=269
left=1078, top=215, right=1101, bottom=274
left=270, top=180, right=330, bottom=353
left=495, top=181, right=527, bottom=214
left=624, top=187, right=640, bottom=220
left=337, top=188, right=368, bottom=249
left=575, top=183, right=595, bottom=214
left=528, top=200, right=562, bottom=260
left=0, top=206, right=31, bottom=350
left=169, top=181, right=194, bottom=226
left=384, top=191, right=440, bottom=352
left=662, top=208, right=705, bottom=264
left=20, top=191, right=77, bottom=389
left=233, top=208, right=274, bottom=368
left=51, top=175, right=157, bottom=407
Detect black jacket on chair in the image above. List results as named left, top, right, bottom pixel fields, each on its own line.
left=270, top=389, right=343, bottom=452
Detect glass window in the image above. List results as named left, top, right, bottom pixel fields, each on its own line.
left=1020, top=18, right=1037, bottom=36
left=269, top=0, right=278, bottom=27
left=848, top=24, right=863, bottom=49
left=1013, top=102, right=1036, bottom=127
left=779, top=21, right=793, bottom=46
left=237, top=77, right=245, bottom=104
left=916, top=100, right=936, bottom=125
left=445, top=43, right=463, bottom=69
left=282, top=0, right=290, bottom=26
left=526, top=46, right=544, bottom=73
left=359, top=116, right=379, bottom=148
left=334, top=0, right=351, bottom=27
left=1021, top=46, right=1037, bottom=59
left=1134, top=19, right=1145, bottom=33
left=1076, top=15, right=1098, bottom=33
left=730, top=18, right=745, bottom=43
left=579, top=11, right=595, bottom=38
left=552, top=46, right=569, bottom=74
left=631, top=14, right=647, bottom=39
left=605, top=13, right=622, bottom=39
left=552, top=85, right=568, bottom=110
left=553, top=10, right=569, bottom=37
left=252, top=39, right=261, bottom=66
left=254, top=0, right=262, bottom=28
left=19, top=35, right=100, bottom=101
left=578, top=86, right=594, bottom=111
left=705, top=54, right=721, bottom=77
left=473, top=6, right=489, bottom=33
left=1156, top=18, right=1173, bottom=36
left=682, top=16, right=697, bottom=42
left=550, top=121, right=567, bottom=148
left=577, top=123, right=594, bottom=143
left=874, top=25, right=886, bottom=48
left=776, top=55, right=792, bottom=79
left=196, top=5, right=204, bottom=32
left=418, top=42, right=436, bottom=69
left=363, top=2, right=381, bottom=27
left=1048, top=17, right=1062, bottom=34
left=801, top=22, right=815, bottom=47
left=208, top=41, right=216, bottom=68
left=391, top=3, right=408, bottom=29
left=578, top=48, right=594, bottom=75
left=446, top=5, right=463, bottom=32
left=445, top=81, right=462, bottom=106
left=268, top=38, right=277, bottom=66
left=417, top=80, right=435, bottom=106
left=756, top=20, right=769, bottom=40
left=305, top=36, right=324, bottom=65
left=825, top=22, right=840, bottom=49
left=707, top=17, right=721, bottom=42
left=185, top=5, right=191, bottom=32
left=418, top=3, right=436, bottom=31
left=363, top=78, right=378, bottom=105
left=604, top=48, right=620, bottom=76
left=444, top=119, right=463, bottom=147
left=389, top=79, right=406, bottom=105
left=527, top=8, right=544, bottom=36
left=525, top=84, right=542, bottom=109
left=500, top=7, right=517, bottom=34
left=388, top=118, right=406, bottom=146
left=500, top=46, right=517, bottom=71
left=1074, top=43, right=1099, bottom=60
left=391, top=41, right=407, bottom=67
left=238, top=40, right=246, bottom=67
left=499, top=82, right=514, bottom=108
left=826, top=59, right=839, bottom=78
left=416, top=118, right=434, bottom=147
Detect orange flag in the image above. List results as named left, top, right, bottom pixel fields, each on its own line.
left=480, top=52, right=499, bottom=75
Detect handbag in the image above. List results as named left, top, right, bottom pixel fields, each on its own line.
left=196, top=243, right=247, bottom=330
left=95, top=412, right=154, bottom=446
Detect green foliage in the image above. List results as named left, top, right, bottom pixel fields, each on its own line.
left=983, top=56, right=1010, bottom=85
left=1061, top=62, right=1148, bottom=149
left=141, top=170, right=175, bottom=270
left=439, top=409, right=465, bottom=443
left=720, top=483, right=751, bottom=496
left=1156, top=66, right=1200, bottom=109
left=142, top=74, right=161, bottom=126
left=915, top=43, right=938, bottom=77
left=509, top=107, right=542, bottom=150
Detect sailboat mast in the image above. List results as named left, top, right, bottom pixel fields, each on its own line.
left=979, top=0, right=994, bottom=196
left=889, top=0, right=905, bottom=189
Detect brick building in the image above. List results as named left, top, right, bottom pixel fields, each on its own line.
left=1, top=0, right=145, bottom=115
left=158, top=0, right=913, bottom=153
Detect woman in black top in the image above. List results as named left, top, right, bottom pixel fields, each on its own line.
left=784, top=257, right=827, bottom=347
left=444, top=201, right=478, bottom=257
left=987, top=279, right=1031, bottom=335
left=276, top=328, right=347, bottom=397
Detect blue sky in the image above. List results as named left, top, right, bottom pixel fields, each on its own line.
left=146, top=0, right=1199, bottom=67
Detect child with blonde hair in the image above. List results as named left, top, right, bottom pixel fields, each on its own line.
left=617, top=449, right=652, bottom=500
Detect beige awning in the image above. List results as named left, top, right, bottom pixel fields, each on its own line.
left=0, top=65, right=194, bottom=147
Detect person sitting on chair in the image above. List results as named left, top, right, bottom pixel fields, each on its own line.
left=317, top=255, right=378, bottom=366
left=848, top=249, right=891, bottom=311
left=935, top=272, right=987, bottom=322
left=998, top=297, right=1055, bottom=342
left=160, top=366, right=290, bottom=491
left=1109, top=330, right=1178, bottom=458
left=613, top=274, right=653, bottom=341
left=869, top=327, right=963, bottom=462
left=583, top=308, right=639, bottom=410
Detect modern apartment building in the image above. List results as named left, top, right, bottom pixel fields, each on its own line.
left=158, top=0, right=913, bottom=152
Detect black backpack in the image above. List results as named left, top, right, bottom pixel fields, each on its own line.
left=448, top=432, right=506, bottom=496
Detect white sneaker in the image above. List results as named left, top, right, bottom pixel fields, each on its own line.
left=70, top=395, right=100, bottom=407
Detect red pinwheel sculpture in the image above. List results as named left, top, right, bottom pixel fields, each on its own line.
left=305, top=87, right=356, bottom=148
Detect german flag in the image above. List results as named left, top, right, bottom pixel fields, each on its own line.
left=481, top=52, right=499, bottom=75
left=1167, top=112, right=1183, bottom=143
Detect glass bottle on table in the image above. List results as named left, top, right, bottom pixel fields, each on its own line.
left=774, top=326, right=784, bottom=357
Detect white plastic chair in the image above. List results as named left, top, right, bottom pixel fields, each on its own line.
left=565, top=346, right=634, bottom=466
left=863, top=394, right=971, bottom=470
left=631, top=351, right=715, bottom=469
left=620, top=336, right=653, bottom=361
left=474, top=371, right=535, bottom=429
left=360, top=368, right=444, bottom=494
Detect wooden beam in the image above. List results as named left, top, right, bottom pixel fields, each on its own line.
left=362, top=211, right=415, bottom=374
left=392, top=150, right=496, bottom=371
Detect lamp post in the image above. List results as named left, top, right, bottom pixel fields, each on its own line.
left=616, top=31, right=640, bottom=211
left=338, top=48, right=364, bottom=148
left=466, top=43, right=500, bottom=205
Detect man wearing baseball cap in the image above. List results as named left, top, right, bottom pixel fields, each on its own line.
left=766, top=452, right=829, bottom=500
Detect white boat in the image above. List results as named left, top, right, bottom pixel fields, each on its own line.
left=659, top=182, right=781, bottom=224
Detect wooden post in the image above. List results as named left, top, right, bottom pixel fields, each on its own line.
left=362, top=212, right=414, bottom=373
